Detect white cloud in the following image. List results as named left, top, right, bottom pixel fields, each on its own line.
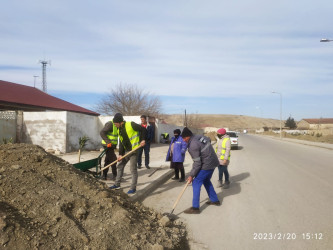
left=1, top=0, right=333, bottom=118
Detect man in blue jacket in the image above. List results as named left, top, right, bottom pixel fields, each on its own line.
left=181, top=127, right=221, bottom=214
left=137, top=115, right=154, bottom=169
left=166, top=129, right=188, bottom=182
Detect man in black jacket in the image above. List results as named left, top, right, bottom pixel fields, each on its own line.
left=137, top=115, right=154, bottom=169
left=100, top=121, right=118, bottom=180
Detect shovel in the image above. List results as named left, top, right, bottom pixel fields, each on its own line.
left=164, top=180, right=190, bottom=219
left=148, top=165, right=164, bottom=177
left=99, top=145, right=142, bottom=173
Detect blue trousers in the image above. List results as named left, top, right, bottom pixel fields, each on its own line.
left=192, top=169, right=219, bottom=208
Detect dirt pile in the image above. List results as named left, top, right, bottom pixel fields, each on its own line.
left=204, top=131, right=217, bottom=142
left=0, top=144, right=188, bottom=250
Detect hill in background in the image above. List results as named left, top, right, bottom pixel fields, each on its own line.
left=160, top=114, right=282, bottom=131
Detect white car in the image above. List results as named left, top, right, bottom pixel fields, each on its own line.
left=226, top=131, right=239, bottom=149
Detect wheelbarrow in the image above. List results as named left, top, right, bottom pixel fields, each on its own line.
left=73, top=148, right=107, bottom=177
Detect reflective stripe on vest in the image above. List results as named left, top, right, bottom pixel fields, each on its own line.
left=118, top=122, right=140, bottom=150
left=215, top=138, right=231, bottom=160
left=101, top=122, right=118, bottom=145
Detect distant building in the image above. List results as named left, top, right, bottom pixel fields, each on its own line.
left=297, top=118, right=333, bottom=130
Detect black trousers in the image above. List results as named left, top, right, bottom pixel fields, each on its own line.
left=170, top=161, right=185, bottom=180
left=103, top=147, right=117, bottom=178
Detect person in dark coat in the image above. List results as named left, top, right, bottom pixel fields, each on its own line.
left=137, top=115, right=154, bottom=169
left=181, top=127, right=220, bottom=214
left=100, top=121, right=118, bottom=180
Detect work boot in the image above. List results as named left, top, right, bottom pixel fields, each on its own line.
left=205, top=200, right=221, bottom=206
left=145, top=165, right=150, bottom=169
left=137, top=165, right=142, bottom=169
left=223, top=181, right=230, bottom=189
left=127, top=189, right=136, bottom=195
left=109, top=185, right=121, bottom=190
left=216, top=180, right=223, bottom=188
left=184, top=207, right=200, bottom=214
left=179, top=178, right=185, bottom=182
left=171, top=177, right=179, bottom=180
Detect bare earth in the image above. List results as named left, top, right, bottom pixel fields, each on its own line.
left=161, top=114, right=281, bottom=130
left=0, top=143, right=189, bottom=250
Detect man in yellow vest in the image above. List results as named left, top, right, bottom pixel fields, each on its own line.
left=100, top=121, right=118, bottom=180
left=109, top=113, right=147, bottom=194
left=215, top=128, right=231, bottom=189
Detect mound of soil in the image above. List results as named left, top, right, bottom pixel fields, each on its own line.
left=0, top=144, right=188, bottom=249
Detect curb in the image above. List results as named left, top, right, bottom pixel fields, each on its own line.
left=130, top=169, right=174, bottom=202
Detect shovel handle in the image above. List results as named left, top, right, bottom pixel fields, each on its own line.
left=99, top=145, right=142, bottom=172
left=148, top=165, right=163, bottom=177
left=171, top=180, right=190, bottom=211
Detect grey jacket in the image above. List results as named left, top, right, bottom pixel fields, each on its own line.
left=187, top=135, right=219, bottom=177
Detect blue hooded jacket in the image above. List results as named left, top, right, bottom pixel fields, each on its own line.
left=166, top=135, right=188, bottom=162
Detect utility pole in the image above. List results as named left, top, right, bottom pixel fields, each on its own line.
left=184, top=109, right=187, bottom=127
left=39, top=59, right=51, bottom=93
left=33, top=75, right=39, bottom=88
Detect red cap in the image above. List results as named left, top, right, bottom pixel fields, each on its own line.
left=217, top=128, right=226, bottom=135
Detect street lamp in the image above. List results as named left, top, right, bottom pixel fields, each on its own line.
left=272, top=91, right=282, bottom=139
left=320, top=38, right=333, bottom=42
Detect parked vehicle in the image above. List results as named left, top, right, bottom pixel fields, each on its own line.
left=226, top=131, right=238, bottom=149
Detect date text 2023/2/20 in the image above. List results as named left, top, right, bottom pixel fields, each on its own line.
left=253, top=233, right=323, bottom=240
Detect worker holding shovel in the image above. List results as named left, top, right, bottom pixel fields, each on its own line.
left=181, top=127, right=221, bottom=214
left=109, top=113, right=147, bottom=195
left=100, top=121, right=118, bottom=180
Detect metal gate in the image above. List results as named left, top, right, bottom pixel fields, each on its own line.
left=0, top=111, right=16, bottom=143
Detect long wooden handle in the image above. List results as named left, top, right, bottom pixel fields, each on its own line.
left=99, top=145, right=142, bottom=172
left=148, top=165, right=163, bottom=177
left=170, top=180, right=190, bottom=212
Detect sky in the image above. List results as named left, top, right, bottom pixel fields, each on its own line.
left=1, top=0, right=333, bottom=121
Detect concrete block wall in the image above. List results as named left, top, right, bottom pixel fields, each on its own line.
left=23, top=112, right=67, bottom=152
left=21, top=112, right=204, bottom=153
left=22, top=112, right=144, bottom=153
left=66, top=112, right=100, bottom=152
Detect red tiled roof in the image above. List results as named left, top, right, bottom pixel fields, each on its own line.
left=302, top=118, right=333, bottom=124
left=0, top=80, right=99, bottom=116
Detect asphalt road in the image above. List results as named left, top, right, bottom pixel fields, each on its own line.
left=142, top=134, right=333, bottom=250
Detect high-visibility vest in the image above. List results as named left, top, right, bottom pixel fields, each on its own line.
left=118, top=122, right=140, bottom=150
left=162, top=133, right=169, bottom=139
left=101, top=122, right=118, bottom=146
left=215, top=137, right=231, bottom=160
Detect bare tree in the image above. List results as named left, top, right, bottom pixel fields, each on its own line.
left=185, top=112, right=204, bottom=129
left=95, top=83, right=162, bottom=116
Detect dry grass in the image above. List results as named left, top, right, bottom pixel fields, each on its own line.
left=260, top=131, right=333, bottom=144
left=160, top=114, right=281, bottom=131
